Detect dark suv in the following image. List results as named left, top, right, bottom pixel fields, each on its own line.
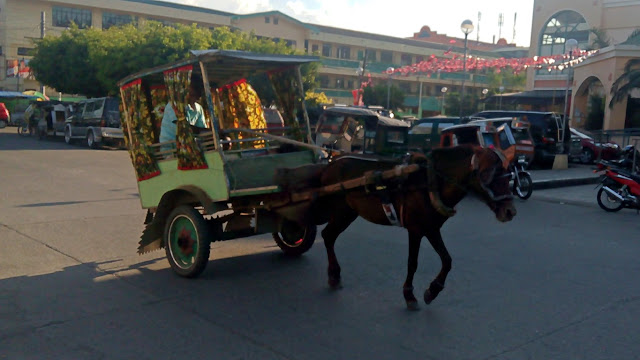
left=471, top=110, right=570, bottom=166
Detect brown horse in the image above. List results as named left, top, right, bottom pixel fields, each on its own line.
left=311, top=145, right=516, bottom=310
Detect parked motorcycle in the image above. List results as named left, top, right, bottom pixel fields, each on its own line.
left=511, top=155, right=532, bottom=200
left=594, top=160, right=640, bottom=212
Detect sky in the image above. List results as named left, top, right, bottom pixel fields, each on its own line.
left=168, top=0, right=536, bottom=47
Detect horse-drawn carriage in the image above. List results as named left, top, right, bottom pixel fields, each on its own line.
left=120, top=50, right=516, bottom=309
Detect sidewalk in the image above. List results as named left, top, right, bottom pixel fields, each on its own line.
left=529, top=164, right=600, bottom=190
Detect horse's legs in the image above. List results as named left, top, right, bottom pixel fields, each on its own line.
left=321, top=207, right=358, bottom=289
left=423, top=228, right=452, bottom=305
left=403, top=230, right=423, bottom=310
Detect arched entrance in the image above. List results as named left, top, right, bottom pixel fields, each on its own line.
left=573, top=76, right=605, bottom=130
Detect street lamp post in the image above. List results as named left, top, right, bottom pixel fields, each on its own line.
left=459, top=19, right=474, bottom=119
left=562, top=38, right=578, bottom=154
left=482, top=88, right=489, bottom=111
left=386, top=67, right=394, bottom=110
left=441, top=86, right=448, bottom=115
left=498, top=86, right=505, bottom=110
left=417, top=76, right=423, bottom=118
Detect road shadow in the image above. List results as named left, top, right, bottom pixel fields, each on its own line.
left=0, top=130, right=124, bottom=151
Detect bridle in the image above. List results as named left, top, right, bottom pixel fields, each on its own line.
left=427, top=148, right=512, bottom=217
left=471, top=148, right=513, bottom=202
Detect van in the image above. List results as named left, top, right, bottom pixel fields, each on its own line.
left=407, top=116, right=461, bottom=152
left=471, top=110, right=570, bottom=166
left=64, top=97, right=123, bottom=149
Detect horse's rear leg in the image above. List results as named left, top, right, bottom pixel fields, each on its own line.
left=423, top=228, right=452, bottom=305
left=403, top=230, right=422, bottom=310
left=321, top=208, right=358, bottom=289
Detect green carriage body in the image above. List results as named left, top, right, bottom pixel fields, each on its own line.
left=118, top=50, right=322, bottom=277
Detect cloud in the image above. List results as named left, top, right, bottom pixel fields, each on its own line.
left=168, top=0, right=533, bottom=46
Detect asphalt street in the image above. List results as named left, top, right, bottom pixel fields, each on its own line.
left=1, top=128, right=639, bottom=360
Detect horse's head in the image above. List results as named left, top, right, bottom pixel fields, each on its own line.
left=469, top=147, right=516, bottom=222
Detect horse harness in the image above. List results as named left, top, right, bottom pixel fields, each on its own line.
left=364, top=149, right=510, bottom=226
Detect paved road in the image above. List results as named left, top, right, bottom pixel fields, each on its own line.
left=2, top=128, right=640, bottom=360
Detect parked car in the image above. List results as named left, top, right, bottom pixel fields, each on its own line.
left=471, top=110, right=570, bottom=167
left=0, top=102, right=9, bottom=128
left=64, top=97, right=123, bottom=148
left=569, top=127, right=621, bottom=164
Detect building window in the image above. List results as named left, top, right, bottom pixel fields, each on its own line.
left=311, top=44, right=319, bottom=54
left=318, top=75, right=330, bottom=88
left=285, top=40, right=297, bottom=48
left=347, top=80, right=354, bottom=89
left=52, top=6, right=92, bottom=28
left=273, top=18, right=279, bottom=25
left=17, top=47, right=34, bottom=56
left=399, top=82, right=411, bottom=93
left=265, top=17, right=270, bottom=23
left=102, top=12, right=134, bottom=29
left=415, top=56, right=424, bottom=63
left=337, top=46, right=351, bottom=59
left=538, top=10, right=589, bottom=74
left=322, top=44, right=332, bottom=57
left=367, top=50, right=377, bottom=62
left=401, top=54, right=412, bottom=66
left=380, top=51, right=393, bottom=63
left=336, top=78, right=344, bottom=89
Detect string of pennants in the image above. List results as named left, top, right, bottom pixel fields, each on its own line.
left=383, top=49, right=600, bottom=77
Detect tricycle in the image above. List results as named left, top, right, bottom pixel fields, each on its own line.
left=314, top=105, right=410, bottom=157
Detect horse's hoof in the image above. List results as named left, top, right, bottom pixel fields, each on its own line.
left=328, top=278, right=342, bottom=290
left=406, top=301, right=420, bottom=311
left=423, top=290, right=434, bottom=305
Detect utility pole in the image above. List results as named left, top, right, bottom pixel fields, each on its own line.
left=40, top=11, right=46, bottom=95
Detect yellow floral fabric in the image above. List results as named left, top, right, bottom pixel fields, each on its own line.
left=217, top=79, right=266, bottom=148
left=163, top=65, right=208, bottom=170
left=120, top=79, right=161, bottom=181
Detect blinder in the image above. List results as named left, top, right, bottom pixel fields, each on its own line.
left=471, top=148, right=513, bottom=202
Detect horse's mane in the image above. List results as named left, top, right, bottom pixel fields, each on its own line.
left=429, top=145, right=475, bottom=170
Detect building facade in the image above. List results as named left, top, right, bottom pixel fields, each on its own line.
left=527, top=0, right=640, bottom=131
left=1, top=0, right=524, bottom=117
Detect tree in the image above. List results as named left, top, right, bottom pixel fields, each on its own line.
left=589, top=28, right=611, bottom=50
left=362, top=83, right=404, bottom=110
left=609, top=58, right=640, bottom=108
left=29, top=22, right=318, bottom=98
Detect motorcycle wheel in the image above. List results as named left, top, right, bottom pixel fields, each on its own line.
left=596, top=187, right=624, bottom=212
left=513, top=172, right=533, bottom=200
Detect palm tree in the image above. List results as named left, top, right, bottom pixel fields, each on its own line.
left=589, top=28, right=611, bottom=50
left=609, top=58, right=640, bottom=108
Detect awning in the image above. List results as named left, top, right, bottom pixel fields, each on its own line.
left=482, top=90, right=570, bottom=106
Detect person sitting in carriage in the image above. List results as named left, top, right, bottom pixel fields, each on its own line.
left=159, top=73, right=209, bottom=146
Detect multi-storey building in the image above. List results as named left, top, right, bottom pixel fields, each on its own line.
left=527, top=0, right=640, bottom=130
left=0, top=0, right=526, bottom=117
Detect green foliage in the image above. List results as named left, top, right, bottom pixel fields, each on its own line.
left=362, top=83, right=404, bottom=110
left=589, top=28, right=611, bottom=50
left=586, top=94, right=605, bottom=130
left=443, top=92, right=478, bottom=116
left=485, top=68, right=526, bottom=92
left=29, top=22, right=318, bottom=97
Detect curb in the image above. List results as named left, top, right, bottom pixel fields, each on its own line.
left=532, top=176, right=600, bottom=190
